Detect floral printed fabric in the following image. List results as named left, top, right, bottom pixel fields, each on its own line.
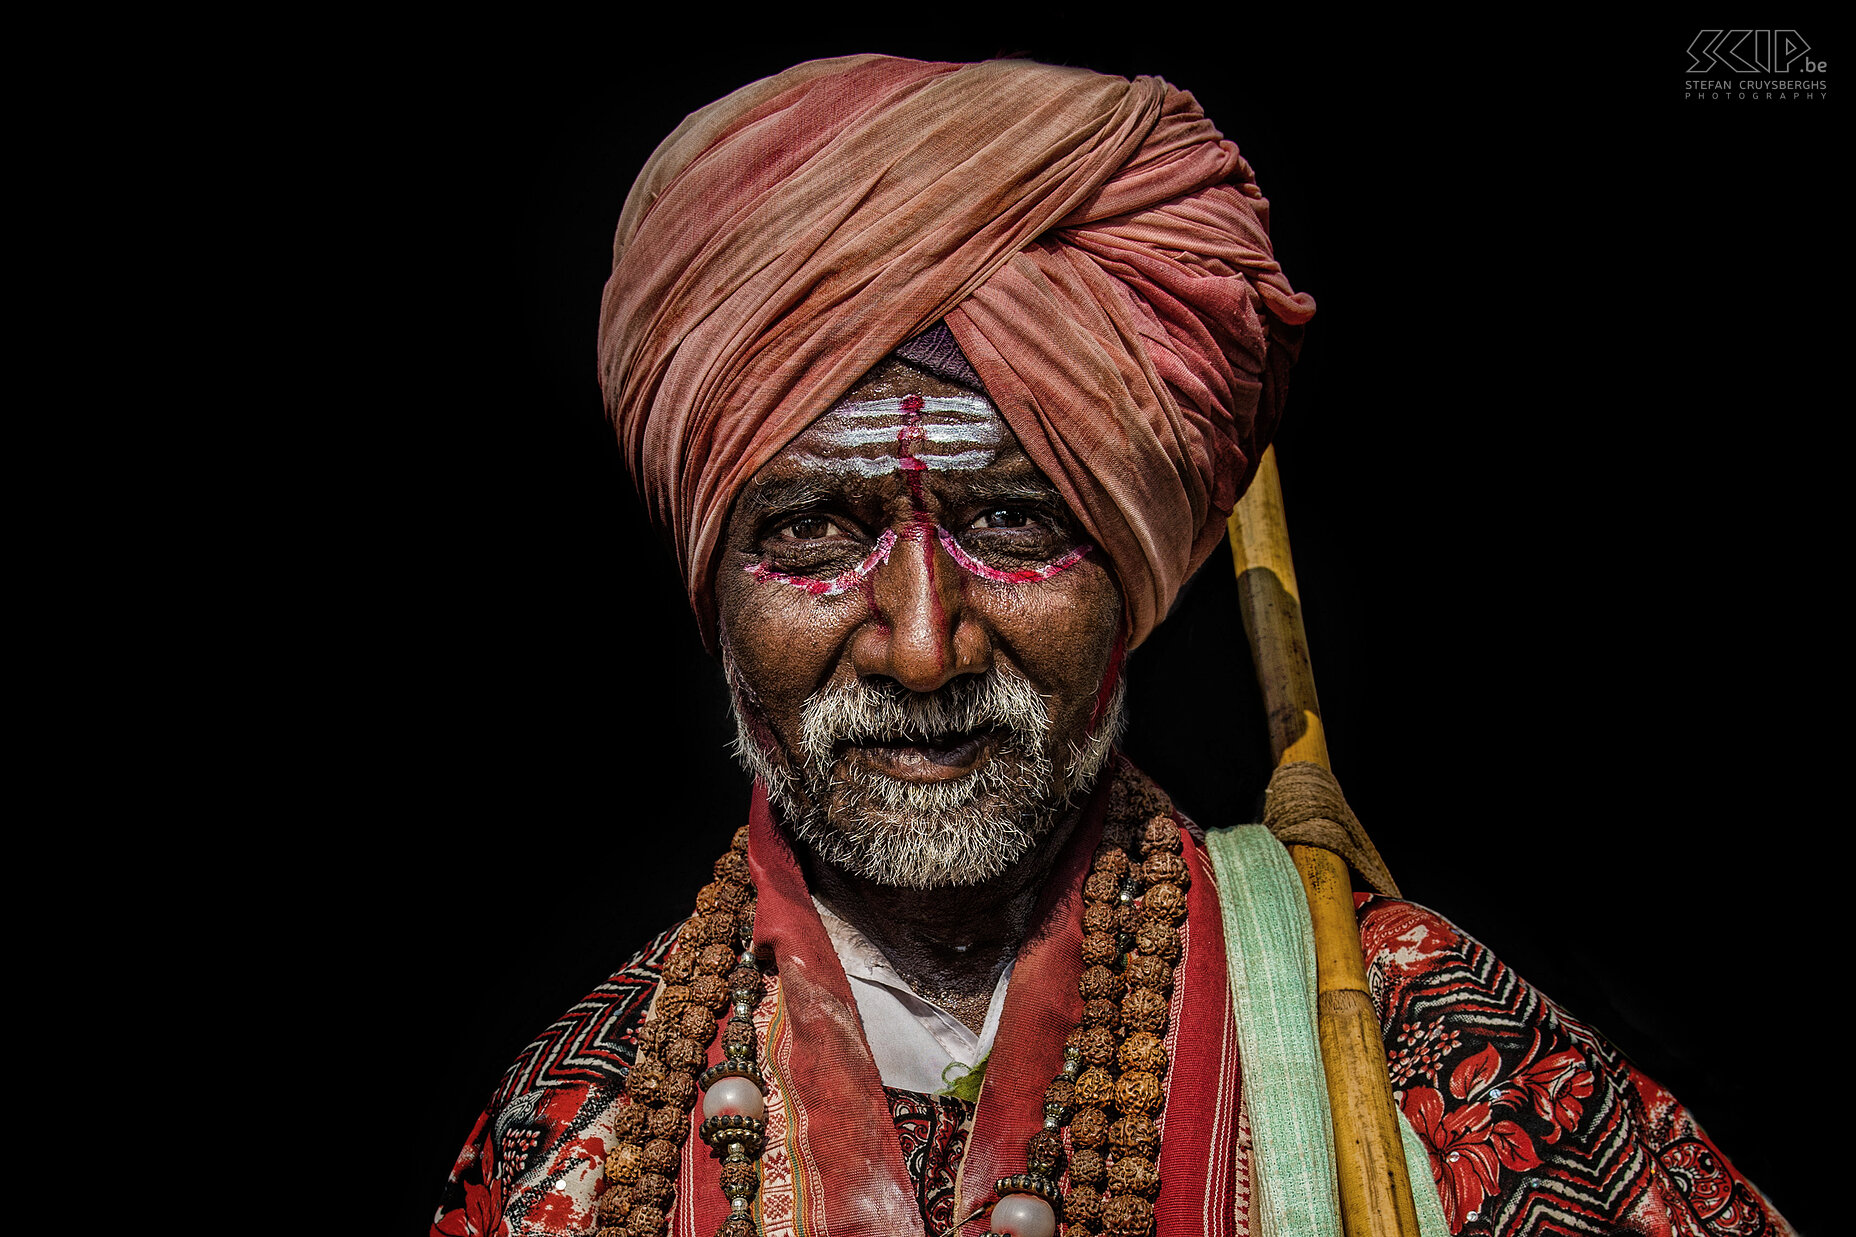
left=885, top=1086, right=976, bottom=1232
left=434, top=899, right=1791, bottom=1236
left=1360, top=896, right=1790, bottom=1236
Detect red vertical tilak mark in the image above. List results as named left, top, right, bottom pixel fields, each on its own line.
left=893, top=395, right=945, bottom=671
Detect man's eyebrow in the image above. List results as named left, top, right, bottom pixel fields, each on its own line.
left=740, top=477, right=851, bottom=517
left=961, top=478, right=1065, bottom=504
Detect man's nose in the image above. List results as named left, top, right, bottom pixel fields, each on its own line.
left=852, top=529, right=986, bottom=693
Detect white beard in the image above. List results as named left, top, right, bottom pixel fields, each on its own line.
left=724, top=654, right=1126, bottom=889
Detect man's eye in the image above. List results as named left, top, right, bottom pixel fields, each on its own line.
left=971, top=508, right=1033, bottom=530
left=779, top=516, right=846, bottom=541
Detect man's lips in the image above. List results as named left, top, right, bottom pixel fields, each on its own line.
left=838, top=728, right=1002, bottom=783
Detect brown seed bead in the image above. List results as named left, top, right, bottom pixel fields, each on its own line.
left=1118, top=1031, right=1169, bottom=1077
left=640, top=1138, right=680, bottom=1175
left=632, top=1172, right=675, bottom=1209
left=1079, top=964, right=1124, bottom=1002
left=1094, top=845, right=1131, bottom=877
left=626, top=1060, right=669, bottom=1105
left=1102, top=1193, right=1155, bottom=1235
left=1115, top=1070, right=1164, bottom=1115
left=1142, top=882, right=1187, bottom=923
left=702, top=913, right=742, bottom=947
left=1109, top=1154, right=1161, bottom=1198
left=1026, top=1129, right=1066, bottom=1174
left=1114, top=902, right=1145, bottom=934
left=718, top=1161, right=759, bottom=1196
left=730, top=825, right=751, bottom=854
left=697, top=943, right=738, bottom=975
left=633, top=1016, right=666, bottom=1055
left=1141, top=851, right=1190, bottom=890
left=607, top=1140, right=645, bottom=1183
left=598, top=1182, right=634, bottom=1221
left=657, top=986, right=693, bottom=1015
left=1083, top=871, right=1122, bottom=902
left=735, top=901, right=758, bottom=940
left=1081, top=997, right=1121, bottom=1028
left=1044, top=1076, right=1076, bottom=1112
left=648, top=1105, right=687, bottom=1141
left=1109, top=1114, right=1160, bottom=1158
left=1074, top=1066, right=1116, bottom=1109
left=1132, top=920, right=1180, bottom=962
left=714, top=851, right=751, bottom=883
left=613, top=1102, right=650, bottom=1142
left=1082, top=902, right=1117, bottom=935
left=693, top=881, right=727, bottom=915
left=665, top=949, right=699, bottom=985
left=1120, top=987, right=1169, bottom=1035
left=1066, top=1183, right=1104, bottom=1226
left=719, top=1217, right=755, bottom=1237
left=677, top=1003, right=718, bottom=1044
left=1075, top=1025, right=1118, bottom=1067
left=690, top=974, right=731, bottom=1014
left=661, top=1070, right=698, bottom=1112
left=660, top=1036, right=706, bottom=1075
left=722, top=1018, right=756, bottom=1051
left=1141, top=816, right=1182, bottom=853
left=1070, top=1105, right=1110, bottom=1148
left=622, top=1202, right=668, bottom=1236
left=1069, top=1147, right=1108, bottom=1185
left=1124, top=955, right=1174, bottom=995
left=726, top=965, right=765, bottom=1004
left=1080, top=930, right=1120, bottom=967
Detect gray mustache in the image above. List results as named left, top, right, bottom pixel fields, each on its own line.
left=799, top=670, right=1051, bottom=761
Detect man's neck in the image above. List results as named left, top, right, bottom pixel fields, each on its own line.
left=798, top=808, right=1084, bottom=1035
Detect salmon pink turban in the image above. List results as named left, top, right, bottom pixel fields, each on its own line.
left=598, top=55, right=1315, bottom=649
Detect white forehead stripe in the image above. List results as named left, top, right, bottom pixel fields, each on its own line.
left=831, top=395, right=997, bottom=418
left=816, top=425, right=1003, bottom=449
left=803, top=394, right=1006, bottom=473
left=789, top=449, right=1000, bottom=476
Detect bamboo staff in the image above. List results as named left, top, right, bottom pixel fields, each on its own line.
left=1228, top=445, right=1422, bottom=1237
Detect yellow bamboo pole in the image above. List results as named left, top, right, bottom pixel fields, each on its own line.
left=1228, top=445, right=1422, bottom=1237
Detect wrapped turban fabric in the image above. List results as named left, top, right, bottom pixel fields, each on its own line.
left=598, top=54, right=1316, bottom=648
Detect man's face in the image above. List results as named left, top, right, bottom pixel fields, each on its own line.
left=715, top=360, right=1127, bottom=889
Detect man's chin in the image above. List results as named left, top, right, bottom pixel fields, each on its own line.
left=777, top=763, right=1056, bottom=888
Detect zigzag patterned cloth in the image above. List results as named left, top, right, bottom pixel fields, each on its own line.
left=436, top=896, right=1791, bottom=1237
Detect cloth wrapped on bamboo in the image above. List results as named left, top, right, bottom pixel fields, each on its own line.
left=436, top=56, right=1793, bottom=1237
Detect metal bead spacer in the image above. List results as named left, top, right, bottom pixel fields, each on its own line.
left=1043, top=1113, right=1062, bottom=1131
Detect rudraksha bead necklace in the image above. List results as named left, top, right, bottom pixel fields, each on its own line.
left=597, top=800, right=1186, bottom=1237
left=600, top=826, right=767, bottom=1237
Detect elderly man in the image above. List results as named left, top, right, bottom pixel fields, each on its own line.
left=435, top=56, right=1788, bottom=1237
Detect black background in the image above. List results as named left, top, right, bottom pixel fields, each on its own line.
left=284, top=23, right=1838, bottom=1233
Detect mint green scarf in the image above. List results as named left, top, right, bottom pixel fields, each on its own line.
left=1204, top=825, right=1448, bottom=1237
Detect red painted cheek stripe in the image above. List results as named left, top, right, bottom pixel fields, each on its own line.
left=1089, top=621, right=1128, bottom=731
left=934, top=528, right=1093, bottom=584
left=746, top=529, right=897, bottom=596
